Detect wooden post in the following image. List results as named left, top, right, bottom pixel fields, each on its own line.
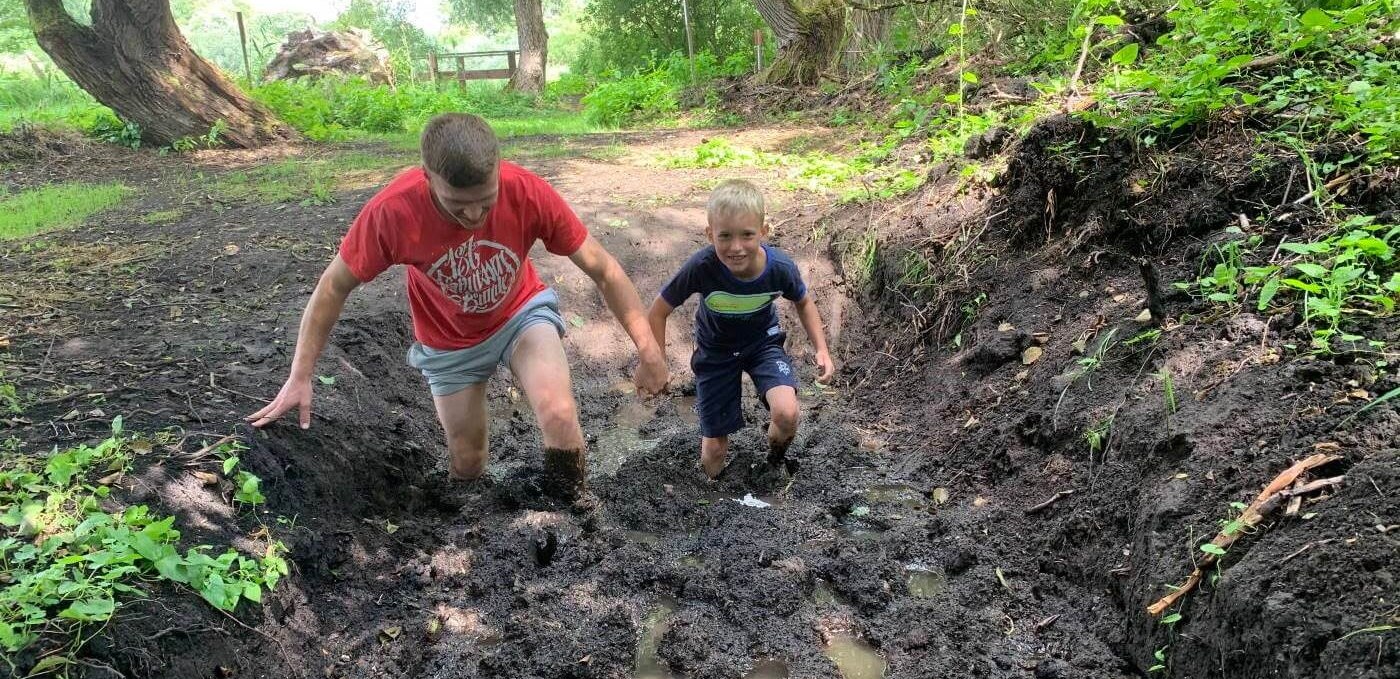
left=236, top=12, right=252, bottom=83
left=507, top=50, right=517, bottom=73
left=456, top=55, right=466, bottom=88
left=680, top=0, right=696, bottom=84
left=754, top=30, right=764, bottom=73
left=428, top=52, right=439, bottom=86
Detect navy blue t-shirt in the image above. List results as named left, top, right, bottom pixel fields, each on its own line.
left=659, top=244, right=807, bottom=350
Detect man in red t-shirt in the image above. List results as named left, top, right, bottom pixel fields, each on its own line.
left=248, top=113, right=668, bottom=500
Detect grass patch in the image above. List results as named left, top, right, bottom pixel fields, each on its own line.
left=664, top=138, right=921, bottom=203
left=211, top=150, right=416, bottom=205
left=138, top=209, right=184, bottom=224
left=0, top=183, right=133, bottom=240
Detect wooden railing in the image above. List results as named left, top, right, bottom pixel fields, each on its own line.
left=425, top=50, right=519, bottom=86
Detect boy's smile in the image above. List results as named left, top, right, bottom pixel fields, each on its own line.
left=707, top=212, right=767, bottom=279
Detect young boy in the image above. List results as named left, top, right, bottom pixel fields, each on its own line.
left=648, top=179, right=835, bottom=479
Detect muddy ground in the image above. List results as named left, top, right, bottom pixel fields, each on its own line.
left=1, top=120, right=1396, bottom=679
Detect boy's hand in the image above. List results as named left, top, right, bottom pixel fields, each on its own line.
left=814, top=350, right=836, bottom=384
left=634, top=353, right=669, bottom=396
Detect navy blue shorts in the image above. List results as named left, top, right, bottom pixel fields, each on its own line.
left=691, top=334, right=799, bottom=439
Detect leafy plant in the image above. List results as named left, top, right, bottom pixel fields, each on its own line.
left=0, top=422, right=286, bottom=666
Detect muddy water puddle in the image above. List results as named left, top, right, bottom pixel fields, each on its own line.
left=745, top=659, right=791, bottom=678
left=824, top=636, right=887, bottom=679
left=905, top=564, right=946, bottom=598
left=635, top=595, right=679, bottom=679
left=595, top=394, right=700, bottom=475
left=862, top=483, right=926, bottom=510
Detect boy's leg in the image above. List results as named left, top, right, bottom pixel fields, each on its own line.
left=507, top=323, right=587, bottom=498
left=692, top=347, right=745, bottom=480
left=746, top=341, right=801, bottom=468
left=701, top=435, right=730, bottom=479
left=432, top=383, right=490, bottom=480
left=763, top=385, right=800, bottom=465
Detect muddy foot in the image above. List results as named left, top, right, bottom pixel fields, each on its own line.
left=541, top=447, right=586, bottom=502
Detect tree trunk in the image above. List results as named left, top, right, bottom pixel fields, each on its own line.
left=846, top=8, right=891, bottom=71
left=23, top=0, right=296, bottom=148
left=753, top=0, right=847, bottom=86
left=506, top=0, right=547, bottom=94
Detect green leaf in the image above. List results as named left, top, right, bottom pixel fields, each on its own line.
left=1257, top=278, right=1281, bottom=310
left=243, top=582, right=263, bottom=603
left=1300, top=8, right=1337, bottom=30
left=1095, top=14, right=1125, bottom=26
left=111, top=416, right=123, bottom=436
left=223, top=456, right=239, bottom=475
left=317, top=375, right=335, bottom=385
left=1110, top=43, right=1140, bottom=66
left=1200, top=543, right=1226, bottom=556
left=1280, top=242, right=1330, bottom=255
left=28, top=656, right=73, bottom=673
left=962, top=71, right=980, bottom=84
left=1208, top=292, right=1235, bottom=302
left=947, top=23, right=964, bottom=36
left=1160, top=613, right=1182, bottom=624
left=1293, top=263, right=1328, bottom=278
left=1282, top=279, right=1322, bottom=294
left=59, top=595, right=115, bottom=621
left=568, top=314, right=586, bottom=328
left=850, top=505, right=871, bottom=517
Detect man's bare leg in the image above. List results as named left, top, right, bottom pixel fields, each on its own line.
left=433, top=383, right=490, bottom=481
left=508, top=323, right=587, bottom=499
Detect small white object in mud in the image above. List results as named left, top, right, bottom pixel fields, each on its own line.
left=733, top=493, right=772, bottom=508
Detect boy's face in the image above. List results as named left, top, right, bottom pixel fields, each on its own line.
left=706, top=211, right=766, bottom=277
left=427, top=167, right=499, bottom=230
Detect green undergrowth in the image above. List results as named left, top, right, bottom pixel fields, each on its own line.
left=663, top=138, right=921, bottom=203
left=0, top=421, right=285, bottom=674
left=0, top=183, right=133, bottom=240
left=209, top=150, right=416, bottom=206
left=1179, top=216, right=1399, bottom=354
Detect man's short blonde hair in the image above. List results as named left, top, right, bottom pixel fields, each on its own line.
left=707, top=179, right=765, bottom=226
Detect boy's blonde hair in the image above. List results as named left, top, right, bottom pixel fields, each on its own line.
left=707, top=179, right=765, bottom=226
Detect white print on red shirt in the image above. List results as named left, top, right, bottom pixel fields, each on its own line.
left=424, top=236, right=522, bottom=313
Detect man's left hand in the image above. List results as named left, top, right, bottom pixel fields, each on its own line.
left=635, top=354, right=669, bottom=396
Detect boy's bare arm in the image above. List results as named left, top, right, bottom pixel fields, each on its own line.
left=647, top=297, right=673, bottom=364
left=794, top=295, right=835, bottom=384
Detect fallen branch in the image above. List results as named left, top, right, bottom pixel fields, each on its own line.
left=177, top=433, right=239, bottom=462
left=1146, top=453, right=1340, bottom=616
left=1026, top=489, right=1075, bottom=514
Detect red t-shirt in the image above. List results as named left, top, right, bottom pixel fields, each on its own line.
left=339, top=162, right=589, bottom=350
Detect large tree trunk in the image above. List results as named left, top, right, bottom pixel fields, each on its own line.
left=846, top=8, right=892, bottom=71
left=23, top=0, right=296, bottom=148
left=506, top=0, right=547, bottom=94
left=754, top=0, right=847, bottom=86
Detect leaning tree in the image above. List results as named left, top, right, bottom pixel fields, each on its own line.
left=22, top=0, right=296, bottom=148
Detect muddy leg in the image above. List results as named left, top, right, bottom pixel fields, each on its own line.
left=764, top=386, right=799, bottom=469
left=432, top=383, right=490, bottom=481
left=701, top=435, right=729, bottom=479
left=509, top=324, right=587, bottom=500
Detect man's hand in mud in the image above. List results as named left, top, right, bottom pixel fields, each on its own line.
left=634, top=353, right=669, bottom=397
left=246, top=377, right=314, bottom=429
left=814, top=350, right=836, bottom=385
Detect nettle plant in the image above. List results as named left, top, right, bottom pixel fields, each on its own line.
left=0, top=420, right=287, bottom=665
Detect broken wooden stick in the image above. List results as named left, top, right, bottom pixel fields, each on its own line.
left=1146, top=453, right=1340, bottom=616
left=1026, top=489, right=1075, bottom=515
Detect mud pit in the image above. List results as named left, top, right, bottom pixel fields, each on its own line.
left=2, top=125, right=1396, bottom=679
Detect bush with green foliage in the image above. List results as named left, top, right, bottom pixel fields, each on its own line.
left=581, top=51, right=752, bottom=127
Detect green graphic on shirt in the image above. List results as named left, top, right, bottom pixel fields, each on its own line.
left=704, top=291, right=780, bottom=315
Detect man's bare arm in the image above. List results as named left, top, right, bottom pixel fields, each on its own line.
left=247, top=255, right=363, bottom=428
left=568, top=235, right=668, bottom=394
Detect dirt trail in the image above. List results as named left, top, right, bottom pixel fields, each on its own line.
left=3, top=122, right=1393, bottom=679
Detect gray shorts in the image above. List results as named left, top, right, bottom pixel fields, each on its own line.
left=407, top=288, right=566, bottom=397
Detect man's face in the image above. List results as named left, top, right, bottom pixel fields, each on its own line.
left=427, top=167, right=500, bottom=230
left=706, top=211, right=766, bottom=277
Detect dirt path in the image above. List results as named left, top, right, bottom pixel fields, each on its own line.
left=11, top=123, right=1389, bottom=679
